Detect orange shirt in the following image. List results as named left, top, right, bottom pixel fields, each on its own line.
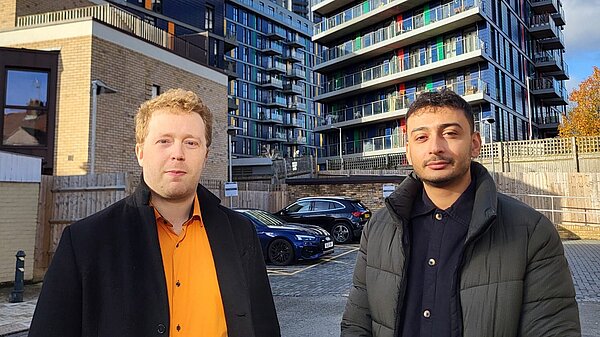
left=154, top=195, right=228, bottom=337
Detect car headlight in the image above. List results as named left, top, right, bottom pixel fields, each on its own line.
left=295, top=235, right=317, bottom=241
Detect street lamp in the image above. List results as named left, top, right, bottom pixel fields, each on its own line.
left=227, top=125, right=243, bottom=182
left=90, top=80, right=117, bottom=175
left=483, top=117, right=495, bottom=180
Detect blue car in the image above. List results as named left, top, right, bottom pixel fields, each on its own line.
left=235, top=209, right=335, bottom=266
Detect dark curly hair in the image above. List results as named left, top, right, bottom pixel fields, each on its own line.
left=406, top=89, right=475, bottom=133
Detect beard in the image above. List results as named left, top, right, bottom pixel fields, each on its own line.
left=416, top=155, right=471, bottom=188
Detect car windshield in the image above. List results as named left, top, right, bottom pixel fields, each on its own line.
left=244, top=210, right=286, bottom=227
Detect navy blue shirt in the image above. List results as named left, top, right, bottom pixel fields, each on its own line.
left=400, top=180, right=475, bottom=337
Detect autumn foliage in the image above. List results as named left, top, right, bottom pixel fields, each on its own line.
left=559, top=66, right=600, bottom=137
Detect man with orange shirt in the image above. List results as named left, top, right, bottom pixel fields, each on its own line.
left=29, top=89, right=280, bottom=337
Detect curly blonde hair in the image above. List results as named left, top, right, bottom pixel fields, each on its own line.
left=135, top=88, right=213, bottom=147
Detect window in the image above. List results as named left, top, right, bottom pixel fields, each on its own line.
left=286, top=201, right=311, bottom=213
left=312, top=201, right=330, bottom=211
left=151, top=84, right=160, bottom=98
left=205, top=4, right=214, bottom=32
left=3, top=69, right=49, bottom=146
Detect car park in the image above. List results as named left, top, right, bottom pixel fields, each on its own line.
left=235, top=209, right=334, bottom=266
left=274, top=197, right=371, bottom=244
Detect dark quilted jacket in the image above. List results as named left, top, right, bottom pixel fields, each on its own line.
left=341, top=162, right=580, bottom=337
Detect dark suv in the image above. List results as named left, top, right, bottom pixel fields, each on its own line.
left=275, top=197, right=371, bottom=244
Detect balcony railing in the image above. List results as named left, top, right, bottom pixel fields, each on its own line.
left=261, top=77, right=283, bottom=89
left=283, top=83, right=303, bottom=95
left=283, top=117, right=304, bottom=128
left=285, top=136, right=308, bottom=144
left=283, top=50, right=303, bottom=62
left=321, top=35, right=485, bottom=94
left=319, top=0, right=482, bottom=64
left=320, top=78, right=488, bottom=125
left=264, top=95, right=287, bottom=107
left=267, top=131, right=287, bottom=141
left=325, top=133, right=407, bottom=157
left=16, top=3, right=208, bottom=65
left=266, top=62, right=287, bottom=73
left=314, top=0, right=396, bottom=35
left=260, top=112, right=284, bottom=123
left=286, top=68, right=306, bottom=79
left=285, top=102, right=307, bottom=111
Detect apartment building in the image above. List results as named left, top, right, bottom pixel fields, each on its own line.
left=0, top=0, right=229, bottom=180
left=225, top=0, right=323, bottom=159
left=311, top=0, right=568, bottom=169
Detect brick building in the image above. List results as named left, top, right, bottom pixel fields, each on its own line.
left=0, top=0, right=229, bottom=181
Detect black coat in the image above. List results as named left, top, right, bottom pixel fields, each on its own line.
left=29, top=181, right=280, bottom=337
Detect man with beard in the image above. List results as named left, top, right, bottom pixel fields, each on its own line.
left=340, top=89, right=580, bottom=337
left=29, top=89, right=280, bottom=337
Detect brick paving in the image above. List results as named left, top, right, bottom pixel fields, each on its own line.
left=1, top=241, right=599, bottom=336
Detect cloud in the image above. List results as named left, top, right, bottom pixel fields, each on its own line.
left=562, top=0, right=600, bottom=54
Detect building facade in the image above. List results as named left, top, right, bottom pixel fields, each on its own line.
left=311, top=0, right=568, bottom=169
left=225, top=0, right=323, bottom=160
left=0, top=0, right=229, bottom=180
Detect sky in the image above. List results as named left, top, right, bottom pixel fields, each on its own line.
left=562, top=0, right=600, bottom=94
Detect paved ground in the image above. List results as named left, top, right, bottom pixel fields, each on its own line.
left=1, top=241, right=599, bottom=337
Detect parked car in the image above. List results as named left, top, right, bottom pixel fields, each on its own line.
left=274, top=197, right=371, bottom=244
left=235, top=209, right=334, bottom=266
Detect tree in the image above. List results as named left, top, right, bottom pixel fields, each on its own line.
left=559, top=66, right=600, bottom=137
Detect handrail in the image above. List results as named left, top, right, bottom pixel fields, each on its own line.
left=321, top=35, right=486, bottom=94
left=319, top=0, right=482, bottom=63
left=326, top=133, right=407, bottom=156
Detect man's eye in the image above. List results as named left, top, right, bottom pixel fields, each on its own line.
left=414, top=135, right=427, bottom=142
left=157, top=139, right=170, bottom=144
left=185, top=140, right=200, bottom=147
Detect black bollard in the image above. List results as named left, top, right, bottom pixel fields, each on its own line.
left=9, top=250, right=26, bottom=303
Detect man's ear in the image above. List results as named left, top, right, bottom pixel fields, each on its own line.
left=471, top=132, right=482, bottom=158
left=135, top=143, right=144, bottom=167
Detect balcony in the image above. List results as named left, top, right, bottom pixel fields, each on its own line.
left=228, top=96, right=238, bottom=110
left=285, top=68, right=306, bottom=80
left=283, top=83, right=303, bottom=95
left=266, top=62, right=287, bottom=74
left=286, top=34, right=304, bottom=48
left=282, top=50, right=303, bottom=63
left=551, top=3, right=566, bottom=26
left=16, top=3, right=209, bottom=66
left=266, top=26, right=286, bottom=41
left=316, top=0, right=486, bottom=72
left=224, top=59, right=238, bottom=79
left=284, top=102, right=307, bottom=111
left=259, top=112, right=284, bottom=124
left=530, top=77, right=568, bottom=105
left=535, top=113, right=562, bottom=129
left=531, top=0, right=560, bottom=15
left=224, top=32, right=238, bottom=52
left=261, top=78, right=283, bottom=90
left=313, top=0, right=430, bottom=45
left=539, top=27, right=565, bottom=50
left=283, top=117, right=304, bottom=128
left=261, top=42, right=283, bottom=56
left=529, top=14, right=558, bottom=39
left=312, top=0, right=356, bottom=16
left=534, top=51, right=569, bottom=80
left=316, top=35, right=487, bottom=102
left=315, top=78, right=489, bottom=130
left=266, top=132, right=287, bottom=142
left=264, top=96, right=288, bottom=108
left=284, top=136, right=308, bottom=145
left=324, top=133, right=406, bottom=158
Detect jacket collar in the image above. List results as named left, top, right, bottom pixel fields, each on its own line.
left=386, top=161, right=497, bottom=242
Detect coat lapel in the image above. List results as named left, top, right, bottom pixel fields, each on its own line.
left=197, top=185, right=250, bottom=331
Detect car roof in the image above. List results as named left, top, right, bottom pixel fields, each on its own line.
left=296, top=196, right=361, bottom=202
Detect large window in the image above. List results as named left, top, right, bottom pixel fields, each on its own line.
left=3, top=69, right=49, bottom=146
left=205, top=5, right=214, bottom=32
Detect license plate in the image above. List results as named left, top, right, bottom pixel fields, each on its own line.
left=324, top=241, right=334, bottom=249
left=364, top=213, right=370, bottom=218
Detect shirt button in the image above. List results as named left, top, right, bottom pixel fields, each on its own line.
left=176, top=280, right=181, bottom=287
left=176, top=324, right=181, bottom=332
left=423, top=310, right=431, bottom=318
left=157, top=324, right=166, bottom=334
left=428, top=258, right=436, bottom=266
left=435, top=213, right=442, bottom=220
left=176, top=243, right=179, bottom=248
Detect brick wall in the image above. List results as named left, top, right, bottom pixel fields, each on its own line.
left=90, top=36, right=228, bottom=181
left=0, top=182, right=39, bottom=283
left=0, top=0, right=17, bottom=30
left=5, top=27, right=228, bottom=181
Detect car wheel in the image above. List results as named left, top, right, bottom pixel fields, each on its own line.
left=268, top=238, right=295, bottom=266
left=332, top=222, right=353, bottom=244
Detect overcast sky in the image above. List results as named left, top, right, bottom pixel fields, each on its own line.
left=562, top=0, right=600, bottom=93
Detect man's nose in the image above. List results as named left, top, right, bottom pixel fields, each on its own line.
left=429, top=134, right=446, bottom=154
left=170, top=142, right=185, bottom=160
